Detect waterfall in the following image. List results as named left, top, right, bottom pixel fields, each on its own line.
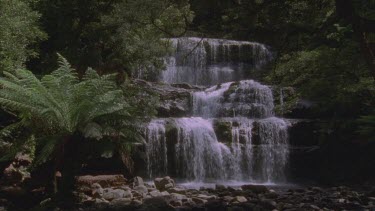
left=143, top=37, right=289, bottom=184
left=174, top=118, right=227, bottom=181
left=145, top=120, right=168, bottom=178
left=193, top=80, right=274, bottom=118
left=161, top=37, right=273, bottom=86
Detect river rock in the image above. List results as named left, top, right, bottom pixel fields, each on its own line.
left=192, top=197, right=207, bottom=204
left=168, top=187, right=186, bottom=194
left=215, top=184, right=227, bottom=190
left=134, top=185, right=148, bottom=194
left=131, top=199, right=143, bottom=205
left=102, top=189, right=126, bottom=201
left=265, top=189, right=278, bottom=199
left=223, top=196, right=234, bottom=202
left=149, top=190, right=162, bottom=198
left=196, top=194, right=216, bottom=200
left=260, top=199, right=277, bottom=209
left=236, top=196, right=248, bottom=203
left=154, top=176, right=175, bottom=191
left=170, top=193, right=187, bottom=201
left=131, top=176, right=144, bottom=187
left=169, top=200, right=182, bottom=207
left=91, top=183, right=104, bottom=197
left=161, top=191, right=170, bottom=197
left=76, top=175, right=126, bottom=188
left=111, top=198, right=132, bottom=206
left=241, top=184, right=269, bottom=193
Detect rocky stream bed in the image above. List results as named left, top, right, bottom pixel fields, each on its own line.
left=52, top=175, right=375, bottom=211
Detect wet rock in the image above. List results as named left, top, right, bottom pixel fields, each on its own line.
left=213, top=120, right=233, bottom=143
left=91, top=183, right=104, bottom=198
left=134, top=185, right=148, bottom=194
left=168, top=187, right=186, bottom=194
left=154, top=176, right=175, bottom=191
left=149, top=190, right=162, bottom=198
left=192, top=197, right=207, bottom=204
left=310, top=205, right=320, bottom=210
left=75, top=175, right=126, bottom=188
left=265, top=189, right=278, bottom=199
left=123, top=190, right=133, bottom=198
left=131, top=199, right=143, bottom=206
left=119, top=185, right=132, bottom=192
left=111, top=198, right=132, bottom=206
left=241, top=184, right=269, bottom=194
left=169, top=200, right=182, bottom=207
left=131, top=176, right=144, bottom=187
left=223, top=196, right=234, bottom=202
left=260, top=199, right=277, bottom=209
left=102, top=189, right=126, bottom=201
left=161, top=191, right=170, bottom=197
left=170, top=193, right=187, bottom=201
left=236, top=196, right=248, bottom=203
left=215, top=184, right=227, bottom=190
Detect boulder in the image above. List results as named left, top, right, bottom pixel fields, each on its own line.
left=134, top=185, right=148, bottom=194
left=75, top=175, right=126, bottom=188
left=149, top=190, right=162, bottom=198
left=161, top=191, right=170, bottom=197
left=154, top=176, right=175, bottom=191
left=241, top=184, right=269, bottom=194
left=91, top=183, right=104, bottom=198
left=102, top=189, right=126, bottom=201
left=170, top=193, right=187, bottom=201
left=235, top=196, right=248, bottom=203
left=167, top=187, right=186, bottom=194
left=260, top=199, right=277, bottom=209
left=131, top=176, right=144, bottom=187
left=223, top=196, right=234, bottom=202
left=215, top=184, right=227, bottom=190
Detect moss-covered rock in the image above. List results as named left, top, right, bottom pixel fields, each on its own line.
left=213, top=120, right=233, bottom=143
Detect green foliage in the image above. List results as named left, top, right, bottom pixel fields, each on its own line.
left=102, top=0, right=194, bottom=78
left=0, top=0, right=46, bottom=72
left=0, top=55, right=150, bottom=164
left=358, top=110, right=375, bottom=141
left=269, top=41, right=375, bottom=116
left=34, top=0, right=193, bottom=76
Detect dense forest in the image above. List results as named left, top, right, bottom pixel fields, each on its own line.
left=0, top=0, right=374, bottom=210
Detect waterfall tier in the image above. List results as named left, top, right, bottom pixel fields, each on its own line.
left=144, top=117, right=289, bottom=183
left=161, top=37, right=273, bottom=86
left=193, top=80, right=274, bottom=118
left=142, top=37, right=289, bottom=184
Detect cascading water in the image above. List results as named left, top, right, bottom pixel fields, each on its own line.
left=161, top=37, right=272, bottom=86
left=145, top=120, right=168, bottom=178
left=144, top=37, right=289, bottom=184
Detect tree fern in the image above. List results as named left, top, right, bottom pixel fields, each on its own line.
left=0, top=55, right=150, bottom=194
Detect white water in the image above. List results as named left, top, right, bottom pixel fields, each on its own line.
left=161, top=37, right=273, bottom=85
left=144, top=119, right=168, bottom=178
left=193, top=80, right=274, bottom=118
left=144, top=37, right=289, bottom=184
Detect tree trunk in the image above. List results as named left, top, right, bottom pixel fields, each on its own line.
left=53, top=136, right=77, bottom=207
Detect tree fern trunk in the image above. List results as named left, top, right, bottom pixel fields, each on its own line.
left=54, top=135, right=76, bottom=207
